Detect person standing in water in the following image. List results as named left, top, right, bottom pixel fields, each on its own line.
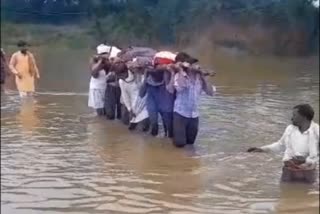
left=247, top=104, right=319, bottom=183
left=139, top=63, right=175, bottom=138
left=88, top=44, right=111, bottom=116
left=171, top=62, right=215, bottom=148
left=9, top=41, right=40, bottom=97
left=117, top=60, right=150, bottom=131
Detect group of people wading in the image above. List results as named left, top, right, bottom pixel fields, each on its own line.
left=88, top=44, right=215, bottom=148
left=0, top=41, right=319, bottom=184
left=88, top=43, right=319, bottom=184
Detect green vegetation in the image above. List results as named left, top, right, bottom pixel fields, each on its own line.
left=1, top=22, right=94, bottom=49
left=1, top=0, right=319, bottom=55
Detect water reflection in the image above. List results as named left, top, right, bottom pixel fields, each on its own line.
left=16, top=98, right=40, bottom=134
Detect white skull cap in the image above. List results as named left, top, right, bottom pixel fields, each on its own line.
left=96, top=44, right=111, bottom=55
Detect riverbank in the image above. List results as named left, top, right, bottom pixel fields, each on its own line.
left=2, top=22, right=319, bottom=57
left=1, top=22, right=95, bottom=49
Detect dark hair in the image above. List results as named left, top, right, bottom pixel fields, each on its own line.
left=112, top=62, right=128, bottom=74
left=17, top=40, right=28, bottom=47
left=293, top=104, right=315, bottom=121
left=175, top=52, right=199, bottom=64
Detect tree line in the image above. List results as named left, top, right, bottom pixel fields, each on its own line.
left=1, top=0, right=319, bottom=55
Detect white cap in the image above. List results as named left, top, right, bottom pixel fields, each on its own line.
left=96, top=44, right=111, bottom=55
left=109, top=46, right=121, bottom=58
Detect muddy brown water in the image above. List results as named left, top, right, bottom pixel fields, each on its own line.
left=1, top=48, right=319, bottom=214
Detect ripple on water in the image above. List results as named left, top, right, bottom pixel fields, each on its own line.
left=1, top=64, right=319, bottom=214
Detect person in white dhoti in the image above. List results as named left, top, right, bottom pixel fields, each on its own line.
left=88, top=45, right=111, bottom=116
left=117, top=60, right=150, bottom=132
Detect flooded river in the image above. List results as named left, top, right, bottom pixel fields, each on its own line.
left=1, top=48, right=319, bottom=214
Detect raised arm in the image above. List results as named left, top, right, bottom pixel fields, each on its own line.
left=174, top=70, right=189, bottom=92
left=200, top=74, right=214, bottom=96
left=90, top=57, right=103, bottom=78
left=165, top=68, right=175, bottom=94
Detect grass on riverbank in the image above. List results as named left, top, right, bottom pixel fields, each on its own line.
left=1, top=22, right=95, bottom=49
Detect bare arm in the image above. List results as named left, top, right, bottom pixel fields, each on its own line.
left=200, top=74, right=214, bottom=96
left=90, top=57, right=103, bottom=78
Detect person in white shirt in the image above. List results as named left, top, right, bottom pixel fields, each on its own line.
left=248, top=104, right=319, bottom=183
left=88, top=45, right=111, bottom=116
left=117, top=60, right=150, bottom=131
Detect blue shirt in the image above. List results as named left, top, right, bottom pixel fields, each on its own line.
left=146, top=83, right=175, bottom=113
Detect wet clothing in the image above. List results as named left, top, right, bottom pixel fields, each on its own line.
left=88, top=70, right=108, bottom=110
left=9, top=51, right=39, bottom=93
left=128, top=118, right=150, bottom=132
left=104, top=83, right=122, bottom=120
left=173, top=71, right=203, bottom=118
left=149, top=112, right=173, bottom=137
left=172, top=113, right=199, bottom=147
left=281, top=166, right=316, bottom=183
left=119, top=71, right=148, bottom=124
left=172, top=71, right=204, bottom=147
left=121, top=104, right=130, bottom=125
left=144, top=74, right=175, bottom=137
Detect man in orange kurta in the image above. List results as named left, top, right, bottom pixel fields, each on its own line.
left=9, top=41, right=40, bottom=97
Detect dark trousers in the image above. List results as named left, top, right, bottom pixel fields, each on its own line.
left=149, top=111, right=173, bottom=138
left=96, top=108, right=106, bottom=116
left=173, top=112, right=199, bottom=148
left=281, top=166, right=316, bottom=183
left=121, top=104, right=130, bottom=125
left=129, top=118, right=150, bottom=132
left=104, top=84, right=121, bottom=120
